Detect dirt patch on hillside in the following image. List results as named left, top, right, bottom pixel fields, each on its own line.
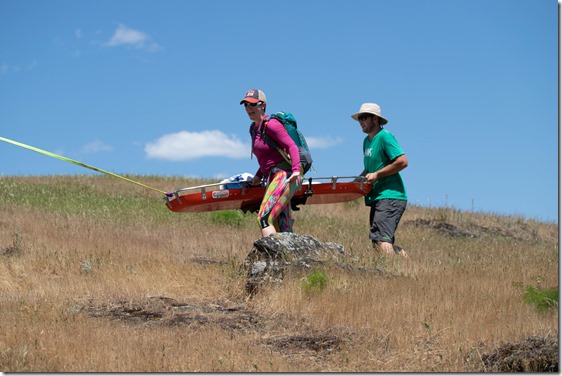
left=479, top=336, right=558, bottom=372
left=84, top=296, right=263, bottom=332
left=407, top=219, right=476, bottom=238
left=81, top=296, right=346, bottom=357
left=405, top=218, right=542, bottom=242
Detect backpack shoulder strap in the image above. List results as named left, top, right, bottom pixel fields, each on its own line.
left=249, top=123, right=259, bottom=158
left=260, top=117, right=280, bottom=150
left=259, top=117, right=293, bottom=168
left=249, top=118, right=281, bottom=159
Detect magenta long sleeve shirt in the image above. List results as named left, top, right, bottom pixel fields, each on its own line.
left=251, top=116, right=300, bottom=178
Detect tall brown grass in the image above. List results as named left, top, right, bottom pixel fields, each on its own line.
left=0, top=175, right=557, bottom=372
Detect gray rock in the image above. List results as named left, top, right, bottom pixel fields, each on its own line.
left=243, top=232, right=345, bottom=294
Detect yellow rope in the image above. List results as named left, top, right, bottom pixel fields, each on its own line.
left=0, top=136, right=168, bottom=195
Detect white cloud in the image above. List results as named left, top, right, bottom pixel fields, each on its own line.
left=145, top=130, right=249, bottom=161
left=0, top=62, right=38, bottom=74
left=306, top=136, right=344, bottom=149
left=104, top=24, right=160, bottom=51
left=75, top=28, right=82, bottom=39
left=81, top=140, right=113, bottom=154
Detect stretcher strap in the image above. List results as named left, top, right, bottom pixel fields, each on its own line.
left=0, top=136, right=169, bottom=195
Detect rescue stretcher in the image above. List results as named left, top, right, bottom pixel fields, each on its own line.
left=164, top=176, right=372, bottom=213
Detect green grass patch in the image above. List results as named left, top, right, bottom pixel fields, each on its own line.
left=301, top=269, right=328, bottom=293
left=209, top=210, right=245, bottom=226
left=522, top=285, right=558, bottom=313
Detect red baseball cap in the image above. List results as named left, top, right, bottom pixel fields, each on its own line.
left=240, top=89, right=267, bottom=104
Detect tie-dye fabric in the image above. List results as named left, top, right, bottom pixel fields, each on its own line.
left=257, top=169, right=302, bottom=232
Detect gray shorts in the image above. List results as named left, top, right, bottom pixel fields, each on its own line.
left=369, top=199, right=407, bottom=244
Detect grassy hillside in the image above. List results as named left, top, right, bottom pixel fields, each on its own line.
left=0, top=175, right=557, bottom=372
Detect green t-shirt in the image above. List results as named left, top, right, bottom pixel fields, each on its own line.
left=363, top=129, right=407, bottom=205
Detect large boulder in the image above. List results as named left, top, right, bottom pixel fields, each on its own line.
left=243, top=232, right=345, bottom=294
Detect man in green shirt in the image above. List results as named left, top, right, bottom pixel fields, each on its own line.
left=352, top=103, right=408, bottom=257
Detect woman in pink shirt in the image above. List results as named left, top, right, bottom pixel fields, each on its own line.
left=240, top=89, right=302, bottom=237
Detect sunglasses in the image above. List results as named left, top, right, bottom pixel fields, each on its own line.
left=358, top=114, right=373, bottom=121
left=243, top=101, right=262, bottom=108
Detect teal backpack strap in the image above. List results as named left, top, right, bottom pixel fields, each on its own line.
left=261, top=118, right=294, bottom=170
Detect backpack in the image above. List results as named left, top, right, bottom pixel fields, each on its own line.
left=250, top=112, right=313, bottom=175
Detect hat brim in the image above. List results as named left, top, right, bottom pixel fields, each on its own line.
left=240, top=98, right=262, bottom=105
left=351, top=112, right=388, bottom=125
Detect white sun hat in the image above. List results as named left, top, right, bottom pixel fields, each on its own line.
left=351, top=103, right=388, bottom=125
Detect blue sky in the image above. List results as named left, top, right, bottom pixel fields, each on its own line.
left=0, top=0, right=558, bottom=222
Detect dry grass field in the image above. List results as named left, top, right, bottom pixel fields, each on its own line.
left=0, top=175, right=558, bottom=372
